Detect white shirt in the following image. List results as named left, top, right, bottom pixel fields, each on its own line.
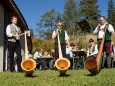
left=6, top=23, right=21, bottom=38
left=52, top=29, right=69, bottom=40
left=66, top=47, right=73, bottom=58
left=34, top=51, right=42, bottom=59
left=93, top=23, right=114, bottom=39
left=87, top=44, right=98, bottom=57
left=113, top=47, right=115, bottom=54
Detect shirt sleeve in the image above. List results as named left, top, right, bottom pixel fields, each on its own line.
left=52, top=30, right=56, bottom=39
left=69, top=47, right=73, bottom=58
left=34, top=52, right=41, bottom=59
left=107, top=24, right=114, bottom=33
left=87, top=48, right=89, bottom=57
left=90, top=45, right=98, bottom=56
left=93, top=26, right=99, bottom=35
left=34, top=52, right=37, bottom=59
left=6, top=25, right=13, bottom=37
left=65, top=31, right=69, bottom=40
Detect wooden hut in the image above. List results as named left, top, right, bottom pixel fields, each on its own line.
left=0, top=0, right=32, bottom=72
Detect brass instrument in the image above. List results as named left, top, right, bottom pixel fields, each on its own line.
left=21, top=31, right=36, bottom=76
left=84, top=24, right=109, bottom=74
left=54, top=30, right=70, bottom=75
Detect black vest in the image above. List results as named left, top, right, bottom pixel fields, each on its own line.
left=55, top=30, right=65, bottom=44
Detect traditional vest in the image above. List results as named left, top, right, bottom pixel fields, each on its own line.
left=89, top=44, right=95, bottom=55
left=55, top=30, right=65, bottom=44
left=8, top=24, right=20, bottom=42
left=104, top=24, right=111, bottom=41
left=97, top=24, right=111, bottom=41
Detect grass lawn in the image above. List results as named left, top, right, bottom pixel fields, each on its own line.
left=0, top=68, right=115, bottom=86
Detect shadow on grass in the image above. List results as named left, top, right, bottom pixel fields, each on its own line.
left=24, top=74, right=39, bottom=78
left=58, top=74, right=71, bottom=77
left=84, top=73, right=97, bottom=77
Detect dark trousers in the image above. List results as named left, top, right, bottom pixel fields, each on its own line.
left=66, top=54, right=73, bottom=69
left=55, top=44, right=66, bottom=60
left=35, top=58, right=47, bottom=70
left=8, top=41, right=22, bottom=72
left=98, top=40, right=111, bottom=68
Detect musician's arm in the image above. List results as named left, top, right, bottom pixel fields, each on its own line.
left=107, top=24, right=114, bottom=33
left=93, top=26, right=99, bottom=35
left=65, top=31, right=70, bottom=46
left=6, top=25, right=17, bottom=38
left=90, top=45, right=98, bottom=56
left=19, top=31, right=29, bottom=36
left=34, top=52, right=37, bottom=59
left=87, top=49, right=89, bottom=57
left=52, top=30, right=58, bottom=39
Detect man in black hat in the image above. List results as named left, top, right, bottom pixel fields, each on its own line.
left=87, top=38, right=98, bottom=58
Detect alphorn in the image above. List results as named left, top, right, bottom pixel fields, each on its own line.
left=54, top=30, right=70, bottom=75
left=84, top=24, right=109, bottom=74
left=21, top=31, right=36, bottom=76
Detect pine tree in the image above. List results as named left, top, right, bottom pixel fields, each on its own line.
left=36, top=9, right=59, bottom=39
left=63, top=0, right=79, bottom=35
left=108, top=0, right=115, bottom=28
left=79, top=0, right=100, bottom=31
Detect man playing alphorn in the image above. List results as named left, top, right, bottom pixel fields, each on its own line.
left=52, top=22, right=70, bottom=60
left=93, top=16, right=114, bottom=68
left=6, top=16, right=26, bottom=72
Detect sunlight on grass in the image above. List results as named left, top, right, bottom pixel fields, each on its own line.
left=0, top=69, right=115, bottom=86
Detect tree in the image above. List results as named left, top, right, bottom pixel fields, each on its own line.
left=29, top=28, right=34, bottom=37
left=36, top=9, right=59, bottom=39
left=63, top=0, right=79, bottom=35
left=107, top=0, right=115, bottom=28
left=79, top=0, right=100, bottom=31
left=56, top=13, right=63, bottom=23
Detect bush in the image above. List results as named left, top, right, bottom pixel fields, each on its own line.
left=32, top=38, right=54, bottom=54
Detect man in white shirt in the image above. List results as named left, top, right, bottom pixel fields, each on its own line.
left=93, top=16, right=114, bottom=68
left=52, top=22, right=70, bottom=59
left=6, top=16, right=22, bottom=72
left=87, top=39, right=98, bottom=58
left=66, top=44, right=73, bottom=69
left=66, top=44, right=73, bottom=59
left=34, top=49, right=47, bottom=70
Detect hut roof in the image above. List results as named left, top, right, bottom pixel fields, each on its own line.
left=0, top=0, right=33, bottom=53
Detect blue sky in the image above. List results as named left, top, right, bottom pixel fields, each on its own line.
left=14, top=0, right=109, bottom=35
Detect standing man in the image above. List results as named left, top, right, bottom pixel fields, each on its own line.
left=93, top=16, right=114, bottom=68
left=6, top=16, right=22, bottom=72
left=52, top=22, right=70, bottom=59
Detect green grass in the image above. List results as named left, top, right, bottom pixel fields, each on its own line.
left=0, top=69, right=115, bottom=86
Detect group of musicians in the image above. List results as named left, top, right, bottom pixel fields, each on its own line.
left=52, top=16, right=115, bottom=69
left=6, top=15, right=115, bottom=72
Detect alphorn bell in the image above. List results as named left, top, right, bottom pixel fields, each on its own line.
left=54, top=30, right=70, bottom=75
left=21, top=31, right=36, bottom=76
left=84, top=24, right=109, bottom=74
